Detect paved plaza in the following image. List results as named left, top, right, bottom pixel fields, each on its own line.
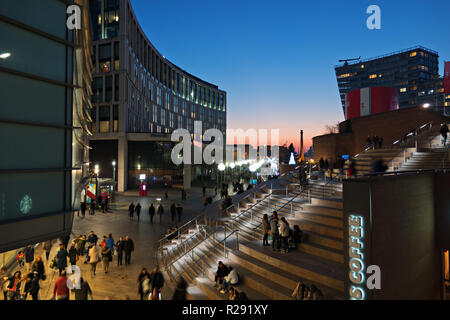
left=7, top=186, right=226, bottom=300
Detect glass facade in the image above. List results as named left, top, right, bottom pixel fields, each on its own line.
left=0, top=0, right=92, bottom=253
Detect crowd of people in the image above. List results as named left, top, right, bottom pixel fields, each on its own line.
left=291, top=281, right=324, bottom=300
left=366, top=135, right=384, bottom=150
left=128, top=202, right=183, bottom=224
left=262, top=211, right=303, bottom=253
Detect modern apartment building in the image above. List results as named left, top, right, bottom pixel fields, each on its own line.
left=335, top=46, right=446, bottom=116
left=0, top=0, right=93, bottom=257
left=88, top=0, right=227, bottom=191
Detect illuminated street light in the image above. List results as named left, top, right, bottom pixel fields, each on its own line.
left=94, top=164, right=99, bottom=175
left=423, top=103, right=430, bottom=108
left=229, top=163, right=235, bottom=169
left=218, top=163, right=226, bottom=171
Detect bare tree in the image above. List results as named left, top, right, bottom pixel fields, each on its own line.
left=324, top=121, right=340, bottom=134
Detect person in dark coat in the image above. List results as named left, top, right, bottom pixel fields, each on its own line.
left=31, top=256, right=45, bottom=280
left=129, top=202, right=135, bottom=220
left=170, top=203, right=176, bottom=222
left=72, top=277, right=93, bottom=300
left=440, top=122, right=449, bottom=145
left=157, top=204, right=164, bottom=224
left=149, top=266, right=165, bottom=294
left=24, top=245, right=34, bottom=272
left=60, top=234, right=70, bottom=251
left=172, top=277, right=187, bottom=300
left=115, top=237, right=125, bottom=266
left=80, top=202, right=87, bottom=217
left=28, top=272, right=40, bottom=300
left=176, top=204, right=183, bottom=222
left=68, top=243, right=78, bottom=266
left=214, top=261, right=229, bottom=286
left=137, top=268, right=150, bottom=300
left=124, top=236, right=134, bottom=265
left=87, top=231, right=98, bottom=247
left=135, top=203, right=141, bottom=221
left=90, top=200, right=96, bottom=215
left=148, top=204, right=155, bottom=224
left=55, top=244, right=68, bottom=275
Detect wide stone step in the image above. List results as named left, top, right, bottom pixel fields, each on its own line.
left=295, top=211, right=343, bottom=229
left=239, top=242, right=344, bottom=292
left=301, top=204, right=343, bottom=219
left=300, top=230, right=344, bottom=251
left=298, top=242, right=344, bottom=264
left=311, top=198, right=343, bottom=209
left=293, top=219, right=344, bottom=239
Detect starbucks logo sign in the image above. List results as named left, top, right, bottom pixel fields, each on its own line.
left=20, top=194, right=32, bottom=215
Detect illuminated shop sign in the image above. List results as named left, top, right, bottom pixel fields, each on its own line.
left=348, top=214, right=366, bottom=300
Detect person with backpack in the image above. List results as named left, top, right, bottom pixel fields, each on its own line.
left=101, top=244, right=112, bottom=274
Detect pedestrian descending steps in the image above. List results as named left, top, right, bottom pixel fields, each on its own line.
left=157, top=174, right=345, bottom=300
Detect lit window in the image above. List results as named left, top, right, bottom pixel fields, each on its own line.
left=338, top=73, right=352, bottom=79
left=410, top=52, right=417, bottom=57
left=400, top=88, right=407, bottom=93
left=361, top=64, right=364, bottom=69
left=369, top=74, right=377, bottom=79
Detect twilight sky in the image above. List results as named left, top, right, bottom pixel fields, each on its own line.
left=131, top=0, right=450, bottom=151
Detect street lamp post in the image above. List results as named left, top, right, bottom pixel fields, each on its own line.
left=94, top=164, right=100, bottom=202
left=112, top=160, right=116, bottom=182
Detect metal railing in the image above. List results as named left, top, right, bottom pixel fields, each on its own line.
left=392, top=121, right=435, bottom=150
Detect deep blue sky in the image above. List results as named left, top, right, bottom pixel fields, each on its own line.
left=130, top=0, right=450, bottom=149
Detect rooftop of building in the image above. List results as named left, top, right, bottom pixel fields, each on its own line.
left=334, top=45, right=439, bottom=69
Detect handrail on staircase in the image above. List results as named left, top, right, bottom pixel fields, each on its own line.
left=228, top=192, right=272, bottom=230
left=392, top=121, right=434, bottom=149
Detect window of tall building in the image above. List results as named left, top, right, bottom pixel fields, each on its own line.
left=400, top=88, right=407, bottom=93
left=153, top=105, right=158, bottom=122
left=169, top=112, right=174, bottom=128
left=105, top=75, right=113, bottom=102
left=114, top=74, right=119, bottom=101
left=92, top=77, right=103, bottom=103
left=410, top=52, right=417, bottom=57
left=99, top=43, right=111, bottom=72
left=173, top=97, right=178, bottom=113
left=104, top=0, right=119, bottom=39
left=99, top=106, right=110, bottom=132
left=157, top=87, right=161, bottom=105
left=369, top=74, right=377, bottom=79
left=113, top=104, right=119, bottom=132
left=178, top=115, right=183, bottom=128
left=161, top=109, right=166, bottom=126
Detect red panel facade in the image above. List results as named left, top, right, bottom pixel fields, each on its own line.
left=345, top=87, right=399, bottom=120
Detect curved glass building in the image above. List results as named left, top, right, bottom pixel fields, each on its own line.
left=88, top=0, right=227, bottom=191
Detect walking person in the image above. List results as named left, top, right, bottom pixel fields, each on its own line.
left=271, top=216, right=280, bottom=252
left=148, top=203, right=155, bottom=224
left=164, top=191, right=168, bottom=200
left=170, top=203, right=176, bottom=223
left=136, top=203, right=141, bottom=221
left=129, top=202, right=135, bottom=220
left=72, top=277, right=93, bottom=300
left=157, top=204, right=164, bottom=224
left=31, top=256, right=45, bottom=281
left=138, top=268, right=150, bottom=300
left=106, top=234, right=115, bottom=255
left=440, top=122, right=449, bottom=145
left=149, top=266, right=165, bottom=298
left=101, top=244, right=112, bottom=274
left=28, top=272, right=40, bottom=301
left=43, top=240, right=52, bottom=261
left=88, top=245, right=99, bottom=277
left=262, top=214, right=270, bottom=246
left=24, top=245, right=35, bottom=272
left=90, top=200, right=96, bottom=215
left=55, top=243, right=68, bottom=276
left=51, top=270, right=69, bottom=300
left=6, top=271, right=21, bottom=300
left=172, top=277, right=187, bottom=300
left=280, top=217, right=290, bottom=254
left=176, top=204, right=183, bottom=223
left=124, top=236, right=134, bottom=265
left=80, top=201, right=87, bottom=217
left=115, top=237, right=124, bottom=266
left=68, top=242, right=78, bottom=266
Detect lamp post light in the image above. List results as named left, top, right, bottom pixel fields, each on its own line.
left=218, top=163, right=225, bottom=185
left=112, top=160, right=116, bottom=182
left=94, top=164, right=100, bottom=202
